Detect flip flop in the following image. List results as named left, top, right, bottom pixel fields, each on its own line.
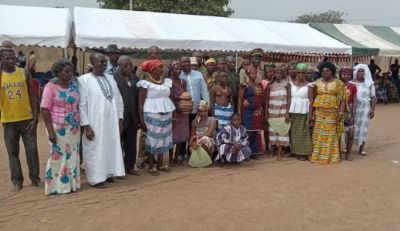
left=149, top=167, right=160, bottom=176
left=359, top=151, right=368, bottom=156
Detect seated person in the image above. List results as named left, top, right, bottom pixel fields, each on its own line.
left=215, top=113, right=251, bottom=163
left=374, top=74, right=388, bottom=104
left=189, top=100, right=217, bottom=157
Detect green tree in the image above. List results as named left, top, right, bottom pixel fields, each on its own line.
left=97, top=0, right=234, bottom=17
left=293, top=10, right=346, bottom=24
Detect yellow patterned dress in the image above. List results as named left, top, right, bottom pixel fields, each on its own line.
left=311, top=79, right=345, bottom=164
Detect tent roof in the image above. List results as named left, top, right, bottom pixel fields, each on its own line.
left=73, top=7, right=351, bottom=54
left=0, top=5, right=72, bottom=48
left=310, top=23, right=400, bottom=56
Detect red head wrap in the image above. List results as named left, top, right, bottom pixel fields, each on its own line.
left=339, top=66, right=352, bottom=77
left=141, top=59, right=163, bottom=73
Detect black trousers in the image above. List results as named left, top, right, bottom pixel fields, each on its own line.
left=121, top=123, right=137, bottom=171
left=177, top=113, right=197, bottom=157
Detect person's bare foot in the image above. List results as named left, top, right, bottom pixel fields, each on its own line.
left=12, top=184, right=23, bottom=192
left=345, top=153, right=353, bottom=161
left=31, top=181, right=43, bottom=188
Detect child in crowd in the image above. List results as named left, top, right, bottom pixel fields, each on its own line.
left=210, top=71, right=234, bottom=131
left=215, top=114, right=251, bottom=163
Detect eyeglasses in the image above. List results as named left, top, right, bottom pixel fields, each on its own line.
left=121, top=64, right=133, bottom=68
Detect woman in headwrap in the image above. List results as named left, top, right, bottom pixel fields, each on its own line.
left=339, top=67, right=357, bottom=160
left=189, top=100, right=217, bottom=157
left=137, top=59, right=175, bottom=175
left=288, top=63, right=314, bottom=161
left=239, top=66, right=264, bottom=158
left=204, top=58, right=218, bottom=90
left=265, top=64, right=290, bottom=161
left=168, top=60, right=190, bottom=165
left=350, top=64, right=376, bottom=156
left=311, top=62, right=346, bottom=164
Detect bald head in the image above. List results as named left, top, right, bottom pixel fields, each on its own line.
left=180, top=56, right=191, bottom=73
left=148, top=46, right=161, bottom=59
left=89, top=53, right=105, bottom=65
left=118, top=55, right=131, bottom=65
left=118, top=55, right=133, bottom=76
left=90, top=53, right=106, bottom=75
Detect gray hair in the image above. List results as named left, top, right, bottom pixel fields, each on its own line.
left=52, top=59, right=74, bottom=77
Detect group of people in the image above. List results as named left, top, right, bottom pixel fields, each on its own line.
left=0, top=40, right=379, bottom=196
left=371, top=58, right=400, bottom=104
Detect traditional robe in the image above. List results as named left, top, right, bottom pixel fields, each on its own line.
left=78, top=72, right=125, bottom=185
left=215, top=125, right=251, bottom=163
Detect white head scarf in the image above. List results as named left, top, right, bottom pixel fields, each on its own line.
left=353, top=64, right=374, bottom=85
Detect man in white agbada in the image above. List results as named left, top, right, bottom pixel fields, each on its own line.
left=78, top=53, right=125, bottom=188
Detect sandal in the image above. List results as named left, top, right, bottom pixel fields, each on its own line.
left=149, top=167, right=160, bottom=176
left=359, top=151, right=368, bottom=156
left=159, top=166, right=170, bottom=172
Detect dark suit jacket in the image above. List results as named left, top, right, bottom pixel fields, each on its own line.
left=114, top=70, right=139, bottom=130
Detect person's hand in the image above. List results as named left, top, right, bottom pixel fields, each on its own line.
left=264, top=114, right=269, bottom=124
left=285, top=113, right=290, bottom=123
left=26, top=119, right=38, bottom=135
left=140, top=121, right=147, bottom=133
left=48, top=130, right=57, bottom=144
left=243, top=100, right=250, bottom=107
left=369, top=110, right=375, bottom=119
left=85, top=126, right=95, bottom=141
left=232, top=143, right=241, bottom=154
left=349, top=116, right=355, bottom=125
left=337, top=112, right=345, bottom=122
left=119, top=119, right=123, bottom=134
left=191, top=141, right=198, bottom=150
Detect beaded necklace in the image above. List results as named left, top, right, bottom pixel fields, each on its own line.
left=92, top=73, right=113, bottom=102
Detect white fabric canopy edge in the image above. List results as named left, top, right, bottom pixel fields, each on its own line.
left=73, top=7, right=351, bottom=54
left=0, top=5, right=72, bottom=48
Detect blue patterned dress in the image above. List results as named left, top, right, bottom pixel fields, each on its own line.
left=41, top=80, right=81, bottom=195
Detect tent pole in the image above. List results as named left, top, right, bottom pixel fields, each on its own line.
left=77, top=48, right=81, bottom=75
left=82, top=50, right=86, bottom=74
left=350, top=55, right=353, bottom=67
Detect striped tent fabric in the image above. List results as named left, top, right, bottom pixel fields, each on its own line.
left=310, top=23, right=400, bottom=56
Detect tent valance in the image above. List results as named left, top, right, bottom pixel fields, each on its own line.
left=0, top=5, right=72, bottom=48
left=73, top=7, right=351, bottom=54
left=310, top=23, right=400, bottom=56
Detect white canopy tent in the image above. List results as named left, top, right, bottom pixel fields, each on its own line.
left=0, top=5, right=72, bottom=47
left=73, top=7, right=351, bottom=54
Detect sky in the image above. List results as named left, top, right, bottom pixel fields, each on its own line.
left=1, top=0, right=400, bottom=26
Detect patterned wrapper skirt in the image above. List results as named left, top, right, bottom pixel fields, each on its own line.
left=198, top=136, right=215, bottom=154
left=144, top=112, right=173, bottom=155
left=354, top=102, right=370, bottom=146
left=45, top=123, right=81, bottom=195
left=172, top=111, right=189, bottom=144
left=217, top=144, right=251, bottom=162
left=311, top=108, right=340, bottom=164
left=290, top=113, right=312, bottom=156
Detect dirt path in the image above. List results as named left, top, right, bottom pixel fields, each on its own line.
left=1, top=104, right=400, bottom=231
